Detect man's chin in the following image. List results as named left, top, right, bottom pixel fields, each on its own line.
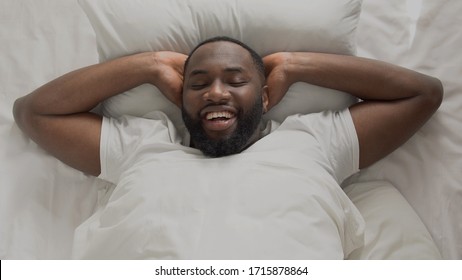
left=191, top=136, right=241, bottom=157
left=201, top=123, right=238, bottom=142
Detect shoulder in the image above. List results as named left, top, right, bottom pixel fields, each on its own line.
left=277, top=109, right=354, bottom=133
left=102, top=111, right=184, bottom=144
left=261, top=109, right=359, bottom=183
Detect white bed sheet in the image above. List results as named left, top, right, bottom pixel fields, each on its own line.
left=1, top=0, right=460, bottom=259
left=352, top=0, right=462, bottom=259
left=0, top=0, right=103, bottom=259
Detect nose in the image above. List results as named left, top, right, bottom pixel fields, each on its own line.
left=204, top=80, right=230, bottom=103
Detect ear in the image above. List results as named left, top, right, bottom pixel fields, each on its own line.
left=261, top=85, right=269, bottom=113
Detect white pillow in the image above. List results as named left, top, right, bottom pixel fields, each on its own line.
left=79, top=0, right=361, bottom=126
left=344, top=181, right=442, bottom=259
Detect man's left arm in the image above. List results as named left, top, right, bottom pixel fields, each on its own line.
left=263, top=52, right=443, bottom=169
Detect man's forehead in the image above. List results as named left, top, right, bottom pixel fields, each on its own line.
left=192, top=41, right=249, bottom=57
left=187, top=41, right=253, bottom=72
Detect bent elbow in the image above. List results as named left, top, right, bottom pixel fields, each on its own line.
left=430, top=78, right=444, bottom=110
left=422, top=77, right=443, bottom=112
left=13, top=97, right=26, bottom=129
left=13, top=97, right=37, bottom=134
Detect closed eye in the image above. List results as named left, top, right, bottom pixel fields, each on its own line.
left=190, top=83, right=209, bottom=90
left=229, top=81, right=247, bottom=87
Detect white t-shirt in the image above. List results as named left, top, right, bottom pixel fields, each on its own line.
left=72, top=109, right=364, bottom=259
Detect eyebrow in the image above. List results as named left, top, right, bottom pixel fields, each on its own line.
left=224, top=66, right=245, bottom=73
left=189, top=66, right=246, bottom=77
left=189, top=69, right=208, bottom=77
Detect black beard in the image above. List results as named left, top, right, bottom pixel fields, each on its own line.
left=182, top=97, right=263, bottom=157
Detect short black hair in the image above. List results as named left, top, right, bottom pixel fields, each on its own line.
left=184, top=36, right=265, bottom=81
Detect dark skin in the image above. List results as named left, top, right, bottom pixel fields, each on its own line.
left=13, top=41, right=443, bottom=176
left=182, top=42, right=268, bottom=146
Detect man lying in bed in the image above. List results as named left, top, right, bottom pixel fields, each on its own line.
left=13, top=36, right=443, bottom=259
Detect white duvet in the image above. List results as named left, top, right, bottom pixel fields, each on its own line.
left=72, top=111, right=364, bottom=259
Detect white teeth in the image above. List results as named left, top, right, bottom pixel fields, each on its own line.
left=206, top=111, right=234, bottom=120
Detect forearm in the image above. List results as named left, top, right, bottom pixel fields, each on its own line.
left=285, top=52, right=442, bottom=101
left=14, top=52, right=156, bottom=117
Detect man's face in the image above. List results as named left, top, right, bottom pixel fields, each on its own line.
left=182, top=41, right=268, bottom=157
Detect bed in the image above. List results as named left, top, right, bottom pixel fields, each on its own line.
left=1, top=0, right=460, bottom=259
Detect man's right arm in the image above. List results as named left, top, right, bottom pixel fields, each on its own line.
left=13, top=52, right=186, bottom=176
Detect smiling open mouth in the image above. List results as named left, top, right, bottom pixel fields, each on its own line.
left=202, top=110, right=237, bottom=132
left=205, top=111, right=234, bottom=120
